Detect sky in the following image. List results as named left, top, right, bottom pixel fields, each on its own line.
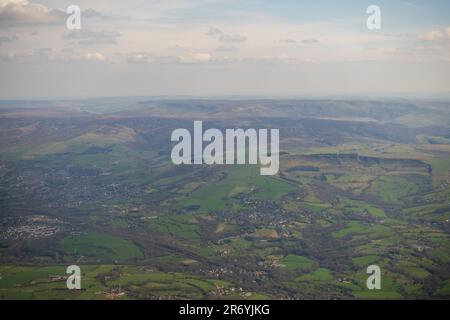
left=0, top=0, right=449, bottom=99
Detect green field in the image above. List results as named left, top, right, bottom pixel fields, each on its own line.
left=148, top=214, right=200, bottom=242
left=366, top=174, right=418, bottom=204
left=296, top=268, right=334, bottom=282
left=62, top=232, right=143, bottom=262
left=182, top=165, right=297, bottom=211
left=280, top=255, right=316, bottom=271
left=0, top=265, right=232, bottom=300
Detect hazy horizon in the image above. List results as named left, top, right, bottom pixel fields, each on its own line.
left=1, top=93, right=450, bottom=102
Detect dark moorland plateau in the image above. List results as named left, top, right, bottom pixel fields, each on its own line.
left=0, top=98, right=449, bottom=299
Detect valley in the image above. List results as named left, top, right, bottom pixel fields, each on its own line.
left=0, top=98, right=449, bottom=299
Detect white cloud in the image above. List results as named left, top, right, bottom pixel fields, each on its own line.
left=0, top=0, right=65, bottom=26
left=0, top=47, right=107, bottom=62
left=419, top=28, right=450, bottom=41
left=127, top=52, right=152, bottom=64
left=81, top=52, right=105, bottom=61
left=179, top=52, right=212, bottom=63
left=57, top=51, right=105, bottom=62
